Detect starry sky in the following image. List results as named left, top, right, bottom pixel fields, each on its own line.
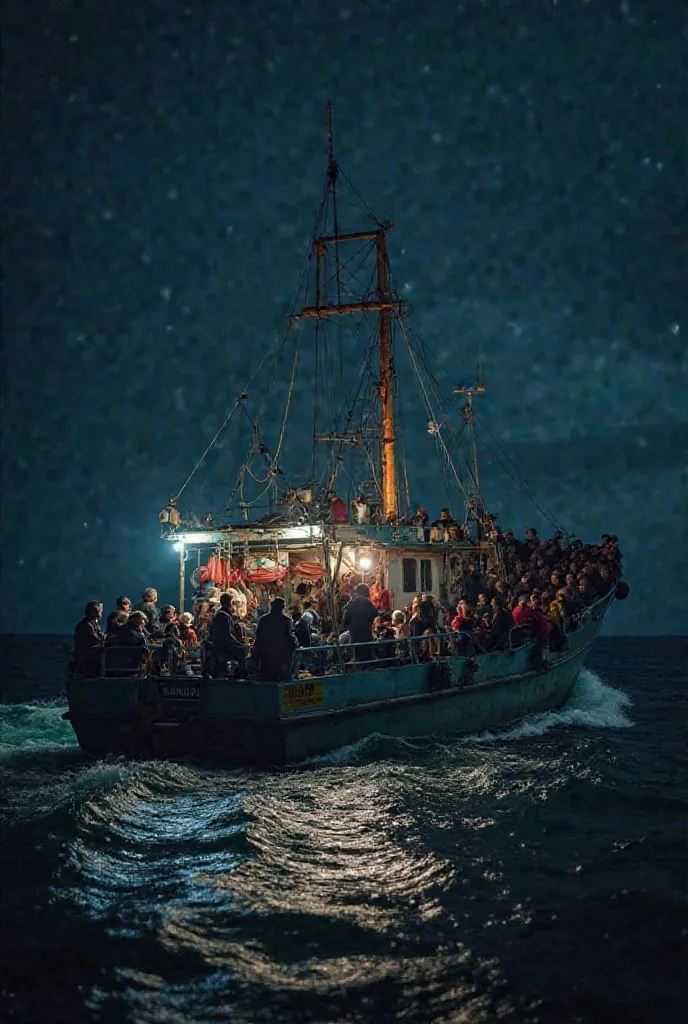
left=3, top=0, right=687, bottom=635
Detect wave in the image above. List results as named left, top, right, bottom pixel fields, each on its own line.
left=295, top=668, right=633, bottom=767
left=466, top=667, right=633, bottom=745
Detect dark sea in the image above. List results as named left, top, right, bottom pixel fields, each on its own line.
left=1, top=635, right=685, bottom=1024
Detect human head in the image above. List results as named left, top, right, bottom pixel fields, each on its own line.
left=142, top=587, right=158, bottom=603
left=271, top=597, right=286, bottom=611
left=107, top=610, right=128, bottom=633
left=128, top=611, right=146, bottom=631
left=179, top=612, right=194, bottom=626
left=84, top=601, right=103, bottom=621
left=355, top=583, right=370, bottom=598
left=116, top=595, right=131, bottom=612
left=219, top=594, right=233, bottom=611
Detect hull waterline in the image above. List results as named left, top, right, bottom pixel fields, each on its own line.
left=63, top=596, right=611, bottom=767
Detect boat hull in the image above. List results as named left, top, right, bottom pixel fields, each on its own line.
left=63, top=597, right=611, bottom=766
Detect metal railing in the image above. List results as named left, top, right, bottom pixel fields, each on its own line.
left=288, top=630, right=481, bottom=679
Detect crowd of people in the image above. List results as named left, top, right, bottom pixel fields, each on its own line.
left=71, top=528, right=623, bottom=681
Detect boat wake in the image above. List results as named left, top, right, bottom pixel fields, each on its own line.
left=298, top=667, right=632, bottom=767
left=0, top=700, right=129, bottom=824
left=466, top=667, right=633, bottom=744
left=0, top=668, right=632, bottom=788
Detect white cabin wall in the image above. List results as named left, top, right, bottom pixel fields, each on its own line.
left=386, top=552, right=444, bottom=608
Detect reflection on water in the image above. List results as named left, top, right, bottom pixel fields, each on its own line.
left=3, top=654, right=685, bottom=1023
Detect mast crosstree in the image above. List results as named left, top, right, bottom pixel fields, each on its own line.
left=172, top=104, right=568, bottom=542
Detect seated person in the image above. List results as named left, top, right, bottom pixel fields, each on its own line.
left=157, top=621, right=184, bottom=676
left=133, top=588, right=161, bottom=637
left=193, top=600, right=213, bottom=640
left=392, top=609, right=410, bottom=639
left=290, top=606, right=311, bottom=648
left=480, top=597, right=514, bottom=651
left=474, top=593, right=493, bottom=626
left=105, top=610, right=128, bottom=641
left=178, top=612, right=198, bottom=647
left=104, top=611, right=150, bottom=675
left=451, top=600, right=477, bottom=633
left=431, top=507, right=459, bottom=529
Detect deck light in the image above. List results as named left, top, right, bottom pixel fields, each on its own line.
left=173, top=541, right=185, bottom=553
left=359, top=556, right=372, bottom=570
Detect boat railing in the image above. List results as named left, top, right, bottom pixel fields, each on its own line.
left=331, top=522, right=484, bottom=547
left=290, top=630, right=480, bottom=678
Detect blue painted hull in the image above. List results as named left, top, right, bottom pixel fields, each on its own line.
left=63, top=594, right=613, bottom=766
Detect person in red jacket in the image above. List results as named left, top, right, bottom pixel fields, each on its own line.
left=513, top=593, right=552, bottom=641
left=330, top=495, right=347, bottom=523
left=369, top=575, right=393, bottom=612
left=451, top=600, right=477, bottom=633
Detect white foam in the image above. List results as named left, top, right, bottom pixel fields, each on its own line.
left=0, top=700, right=75, bottom=752
left=466, top=667, right=633, bottom=744
left=295, top=668, right=633, bottom=766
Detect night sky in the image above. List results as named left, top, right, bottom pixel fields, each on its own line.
left=3, top=0, right=687, bottom=636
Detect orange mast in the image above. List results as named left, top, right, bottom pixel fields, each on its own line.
left=376, top=227, right=398, bottom=521
left=292, top=105, right=401, bottom=521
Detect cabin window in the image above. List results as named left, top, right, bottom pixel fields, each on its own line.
left=420, top=559, right=433, bottom=592
left=402, top=558, right=417, bottom=593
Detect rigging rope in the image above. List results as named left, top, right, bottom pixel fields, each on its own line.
left=398, top=317, right=474, bottom=510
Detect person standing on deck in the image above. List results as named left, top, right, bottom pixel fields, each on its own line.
left=254, top=597, right=298, bottom=681
left=330, top=495, right=348, bottom=523
left=73, top=601, right=106, bottom=677
left=369, top=575, right=393, bottom=613
left=208, top=594, right=247, bottom=677
left=342, top=583, right=379, bottom=664
left=353, top=495, right=370, bottom=524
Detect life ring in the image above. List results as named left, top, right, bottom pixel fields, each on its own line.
left=615, top=581, right=630, bottom=601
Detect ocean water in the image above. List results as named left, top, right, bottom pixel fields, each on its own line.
left=1, top=636, right=685, bottom=1024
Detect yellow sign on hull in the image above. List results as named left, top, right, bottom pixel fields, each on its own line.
left=281, top=681, right=325, bottom=713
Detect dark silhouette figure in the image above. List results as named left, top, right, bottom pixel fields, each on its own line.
left=343, top=583, right=379, bottom=663
left=254, top=597, right=298, bottom=681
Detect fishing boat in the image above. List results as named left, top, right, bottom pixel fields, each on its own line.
left=64, top=108, right=628, bottom=765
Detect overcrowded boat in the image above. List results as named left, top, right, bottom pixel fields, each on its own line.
left=64, top=108, right=629, bottom=766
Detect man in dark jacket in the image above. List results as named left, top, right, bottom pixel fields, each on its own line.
left=106, top=610, right=150, bottom=674
left=208, top=594, right=247, bottom=677
left=342, top=583, right=379, bottom=663
left=290, top=607, right=311, bottom=648
left=254, top=597, right=298, bottom=681
left=481, top=596, right=514, bottom=651
left=73, top=601, right=105, bottom=677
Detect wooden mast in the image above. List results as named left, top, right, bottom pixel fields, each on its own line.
left=294, top=104, right=401, bottom=520
left=376, top=227, right=398, bottom=521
